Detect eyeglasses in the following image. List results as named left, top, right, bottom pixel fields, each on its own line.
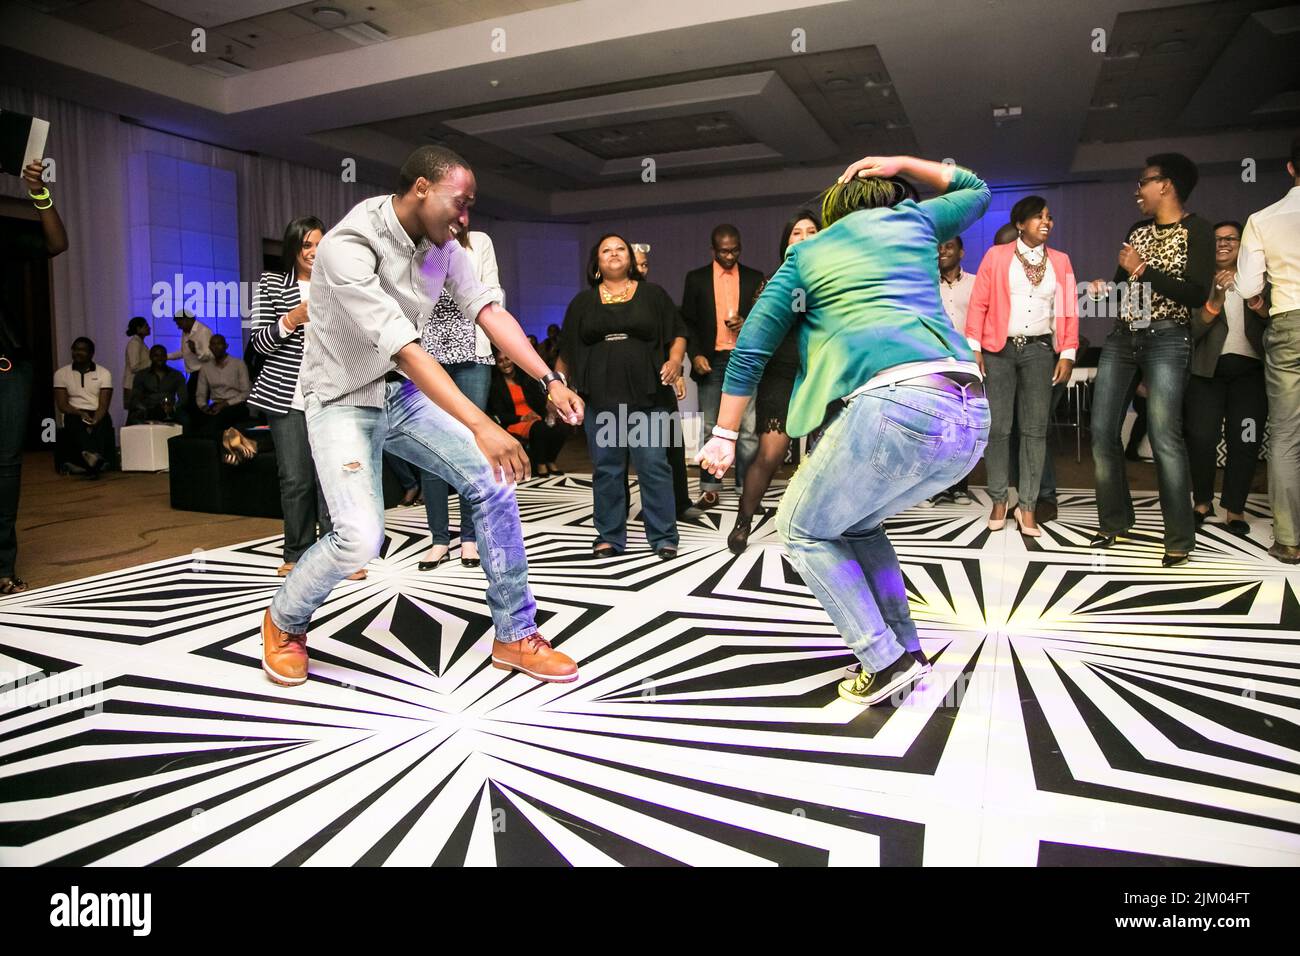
left=1137, top=175, right=1167, bottom=188
left=1214, top=236, right=1240, bottom=245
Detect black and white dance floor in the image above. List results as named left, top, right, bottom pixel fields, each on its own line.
left=2, top=478, right=1297, bottom=866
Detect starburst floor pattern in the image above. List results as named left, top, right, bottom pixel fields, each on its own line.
left=1, top=479, right=1296, bottom=867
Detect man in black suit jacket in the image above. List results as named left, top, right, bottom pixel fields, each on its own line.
left=680, top=224, right=763, bottom=509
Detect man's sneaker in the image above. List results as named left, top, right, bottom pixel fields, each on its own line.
left=845, top=650, right=931, bottom=678
left=262, top=610, right=308, bottom=686
left=838, top=653, right=922, bottom=706
left=951, top=488, right=973, bottom=505
left=917, top=496, right=938, bottom=509
left=492, top=633, right=578, bottom=683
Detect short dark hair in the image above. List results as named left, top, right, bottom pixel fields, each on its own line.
left=71, top=336, right=95, bottom=354
left=1010, top=195, right=1048, bottom=229
left=125, top=316, right=148, bottom=336
left=281, top=216, right=325, bottom=274
left=941, top=235, right=964, bottom=250
left=1213, top=220, right=1243, bottom=237
left=209, top=333, right=227, bottom=347
left=149, top=344, right=167, bottom=357
left=993, top=222, right=1019, bottom=245
left=586, top=233, right=644, bottom=288
left=778, top=210, right=820, bottom=258
left=711, top=224, right=741, bottom=248
left=1145, top=152, right=1199, bottom=203
left=174, top=310, right=194, bottom=323
left=398, top=145, right=470, bottom=193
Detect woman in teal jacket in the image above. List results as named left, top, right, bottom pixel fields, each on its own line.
left=697, top=154, right=992, bottom=707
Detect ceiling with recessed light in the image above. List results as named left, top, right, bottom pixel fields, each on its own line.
left=2, top=0, right=1296, bottom=219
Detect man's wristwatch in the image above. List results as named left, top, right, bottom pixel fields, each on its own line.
left=540, top=370, right=566, bottom=390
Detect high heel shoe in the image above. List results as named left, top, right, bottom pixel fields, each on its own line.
left=1162, top=551, right=1191, bottom=568
left=418, top=548, right=449, bottom=571
left=987, top=503, right=1009, bottom=531
left=1194, top=506, right=1215, bottom=526
left=1089, top=532, right=1119, bottom=548
left=460, top=543, right=480, bottom=568
left=1015, top=508, right=1042, bottom=538
left=727, top=513, right=754, bottom=555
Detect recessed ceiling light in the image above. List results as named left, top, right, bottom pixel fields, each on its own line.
left=825, top=78, right=851, bottom=89
left=312, top=6, right=348, bottom=23
left=1152, top=39, right=1189, bottom=54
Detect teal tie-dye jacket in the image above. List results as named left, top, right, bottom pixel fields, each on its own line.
left=723, top=166, right=991, bottom=437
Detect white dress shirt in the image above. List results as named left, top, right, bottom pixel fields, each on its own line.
left=466, top=231, right=505, bottom=359
left=167, top=320, right=214, bottom=374
left=298, top=195, right=498, bottom=407
left=1236, top=184, right=1300, bottom=316
left=1008, top=239, right=1056, bottom=338
left=1221, top=290, right=1260, bottom=360
left=938, top=269, right=976, bottom=331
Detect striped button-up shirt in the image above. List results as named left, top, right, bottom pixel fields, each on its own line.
left=299, top=195, right=498, bottom=407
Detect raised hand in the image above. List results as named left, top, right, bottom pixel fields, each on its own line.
left=838, top=155, right=903, bottom=184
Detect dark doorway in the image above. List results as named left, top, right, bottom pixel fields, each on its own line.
left=0, top=212, right=55, bottom=451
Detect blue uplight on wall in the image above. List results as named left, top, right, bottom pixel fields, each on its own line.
left=127, top=153, right=241, bottom=362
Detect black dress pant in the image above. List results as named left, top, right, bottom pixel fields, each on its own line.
left=521, top=419, right=567, bottom=470
left=56, top=415, right=115, bottom=470
left=1185, top=352, right=1267, bottom=514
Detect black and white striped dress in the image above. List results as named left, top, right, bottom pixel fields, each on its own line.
left=248, top=272, right=305, bottom=416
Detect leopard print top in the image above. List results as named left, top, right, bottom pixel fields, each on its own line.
left=1121, top=218, right=1193, bottom=325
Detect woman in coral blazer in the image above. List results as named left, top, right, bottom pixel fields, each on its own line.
left=965, top=196, right=1079, bottom=537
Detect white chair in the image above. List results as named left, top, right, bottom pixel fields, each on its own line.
left=120, top=423, right=183, bottom=471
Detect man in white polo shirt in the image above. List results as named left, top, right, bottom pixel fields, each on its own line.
left=52, top=336, right=114, bottom=478
left=1236, top=135, right=1300, bottom=565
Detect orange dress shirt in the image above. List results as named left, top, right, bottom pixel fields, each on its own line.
left=712, top=260, right=740, bottom=351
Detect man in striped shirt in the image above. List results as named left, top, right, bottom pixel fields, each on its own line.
left=263, top=146, right=586, bottom=687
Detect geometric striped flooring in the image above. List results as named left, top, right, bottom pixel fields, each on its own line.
left=1, top=477, right=1297, bottom=866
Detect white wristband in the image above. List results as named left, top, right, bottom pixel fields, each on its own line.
left=712, top=425, right=739, bottom=441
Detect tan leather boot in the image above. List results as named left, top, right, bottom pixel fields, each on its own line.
left=262, top=609, right=308, bottom=686
left=491, top=633, right=578, bottom=683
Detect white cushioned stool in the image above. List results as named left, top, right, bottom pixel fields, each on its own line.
left=120, top=423, right=183, bottom=471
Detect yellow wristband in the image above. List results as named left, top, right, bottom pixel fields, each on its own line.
left=28, top=188, right=50, bottom=202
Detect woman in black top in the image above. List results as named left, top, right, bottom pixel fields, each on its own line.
left=557, top=233, right=687, bottom=559
left=729, top=210, right=819, bottom=553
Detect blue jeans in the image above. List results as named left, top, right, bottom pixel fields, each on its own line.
left=266, top=409, right=333, bottom=563
left=1090, top=323, right=1194, bottom=552
left=776, top=383, right=990, bottom=672
left=0, top=357, right=33, bottom=579
left=697, top=349, right=758, bottom=492
left=271, top=379, right=536, bottom=642
left=584, top=405, right=679, bottom=551
left=421, top=362, right=492, bottom=546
